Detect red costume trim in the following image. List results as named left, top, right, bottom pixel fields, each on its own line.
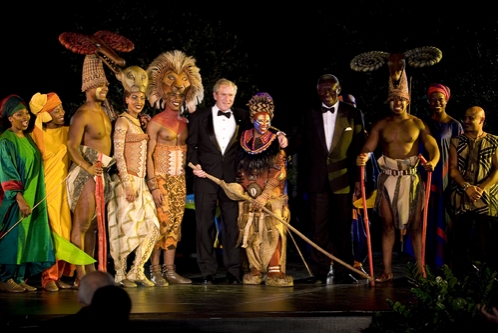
left=95, top=154, right=107, bottom=272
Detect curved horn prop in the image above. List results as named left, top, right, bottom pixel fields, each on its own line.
left=403, top=46, right=442, bottom=68
left=350, top=51, right=390, bottom=72
left=59, top=30, right=134, bottom=74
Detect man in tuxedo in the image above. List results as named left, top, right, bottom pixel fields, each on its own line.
left=187, top=78, right=249, bottom=284
left=299, top=74, right=366, bottom=284
left=187, top=79, right=287, bottom=284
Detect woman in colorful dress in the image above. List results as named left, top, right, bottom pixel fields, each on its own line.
left=107, top=68, right=160, bottom=288
left=0, top=94, right=55, bottom=292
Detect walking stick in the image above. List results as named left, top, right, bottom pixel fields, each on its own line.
left=360, top=165, right=375, bottom=286
left=95, top=158, right=107, bottom=272
left=188, top=163, right=373, bottom=281
left=0, top=174, right=69, bottom=241
left=287, top=226, right=313, bottom=277
left=418, top=154, right=431, bottom=278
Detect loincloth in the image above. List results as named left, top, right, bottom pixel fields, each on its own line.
left=237, top=195, right=290, bottom=273
left=375, top=155, right=424, bottom=230
left=154, top=173, right=186, bottom=250
left=66, top=145, right=115, bottom=212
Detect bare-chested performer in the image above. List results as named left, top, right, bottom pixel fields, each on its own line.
left=145, top=50, right=204, bottom=285
left=356, top=71, right=439, bottom=282
left=66, top=55, right=116, bottom=286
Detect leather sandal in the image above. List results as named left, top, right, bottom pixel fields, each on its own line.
left=375, top=272, right=393, bottom=283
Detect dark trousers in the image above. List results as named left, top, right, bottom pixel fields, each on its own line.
left=309, top=187, right=353, bottom=278
left=194, top=188, right=242, bottom=277
left=451, top=212, right=498, bottom=277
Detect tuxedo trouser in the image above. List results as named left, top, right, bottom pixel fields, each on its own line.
left=194, top=189, right=242, bottom=277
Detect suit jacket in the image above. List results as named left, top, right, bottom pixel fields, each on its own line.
left=299, top=101, right=365, bottom=194
left=187, top=106, right=250, bottom=194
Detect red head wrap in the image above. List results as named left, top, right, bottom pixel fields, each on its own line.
left=427, top=83, right=450, bottom=102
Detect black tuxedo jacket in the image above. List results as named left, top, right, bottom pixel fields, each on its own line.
left=187, top=106, right=250, bottom=193
left=299, top=101, right=366, bottom=194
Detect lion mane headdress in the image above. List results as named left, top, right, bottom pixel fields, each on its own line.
left=146, top=50, right=204, bottom=113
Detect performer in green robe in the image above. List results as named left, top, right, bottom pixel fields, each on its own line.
left=0, top=94, right=55, bottom=292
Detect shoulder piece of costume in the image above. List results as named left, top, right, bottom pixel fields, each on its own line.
left=146, top=50, right=204, bottom=113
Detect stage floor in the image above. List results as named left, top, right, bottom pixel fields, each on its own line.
left=0, top=252, right=417, bottom=332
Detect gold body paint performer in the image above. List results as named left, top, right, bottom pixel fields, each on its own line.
left=237, top=93, right=293, bottom=287
left=66, top=54, right=115, bottom=286
left=145, top=50, right=204, bottom=285
left=107, top=66, right=160, bottom=288
left=356, top=69, right=439, bottom=282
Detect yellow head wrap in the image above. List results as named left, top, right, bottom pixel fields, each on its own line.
left=30, top=92, right=62, bottom=123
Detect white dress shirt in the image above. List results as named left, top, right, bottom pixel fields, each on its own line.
left=212, top=106, right=236, bottom=155
left=322, top=101, right=339, bottom=152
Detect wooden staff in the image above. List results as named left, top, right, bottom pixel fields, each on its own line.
left=188, top=162, right=373, bottom=281
left=418, top=154, right=431, bottom=278
left=95, top=158, right=107, bottom=272
left=360, top=165, right=375, bottom=286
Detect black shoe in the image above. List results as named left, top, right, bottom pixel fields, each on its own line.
left=201, top=275, right=215, bottom=284
left=333, top=273, right=358, bottom=284
left=306, top=275, right=326, bottom=284
left=226, top=273, right=242, bottom=285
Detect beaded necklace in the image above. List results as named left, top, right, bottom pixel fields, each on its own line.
left=240, top=129, right=276, bottom=155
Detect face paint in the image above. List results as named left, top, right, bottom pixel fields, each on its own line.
left=165, top=92, right=186, bottom=112
left=94, top=82, right=109, bottom=101
left=253, top=112, right=271, bottom=135
left=126, top=92, right=146, bottom=114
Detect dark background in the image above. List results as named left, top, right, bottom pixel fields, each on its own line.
left=1, top=0, right=497, bottom=135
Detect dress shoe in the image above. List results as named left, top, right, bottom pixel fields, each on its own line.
left=55, top=280, right=73, bottom=289
left=45, top=281, right=59, bottom=292
left=226, top=273, right=242, bottom=285
left=333, top=273, right=358, bottom=284
left=201, top=275, right=215, bottom=284
left=0, top=279, right=26, bottom=293
left=306, top=275, right=326, bottom=284
left=19, top=283, right=37, bottom=291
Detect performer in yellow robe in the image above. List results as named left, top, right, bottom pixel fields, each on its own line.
left=30, top=92, right=75, bottom=291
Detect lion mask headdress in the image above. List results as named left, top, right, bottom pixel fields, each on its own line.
left=146, top=50, right=204, bottom=113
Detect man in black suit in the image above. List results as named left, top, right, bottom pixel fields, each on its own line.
left=187, top=79, right=287, bottom=284
left=298, top=74, right=366, bottom=284
left=187, top=78, right=249, bottom=284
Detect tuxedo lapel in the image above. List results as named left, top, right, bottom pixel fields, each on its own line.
left=312, top=108, right=328, bottom=152
left=203, top=112, right=221, bottom=152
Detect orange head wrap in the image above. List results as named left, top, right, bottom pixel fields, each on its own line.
left=29, top=92, right=62, bottom=123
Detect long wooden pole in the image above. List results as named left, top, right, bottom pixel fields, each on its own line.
left=188, top=163, right=373, bottom=281
left=360, top=165, right=375, bottom=286
left=418, top=154, right=431, bottom=278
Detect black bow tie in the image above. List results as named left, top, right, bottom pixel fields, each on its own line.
left=322, top=106, right=335, bottom=114
left=218, top=110, right=231, bottom=118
